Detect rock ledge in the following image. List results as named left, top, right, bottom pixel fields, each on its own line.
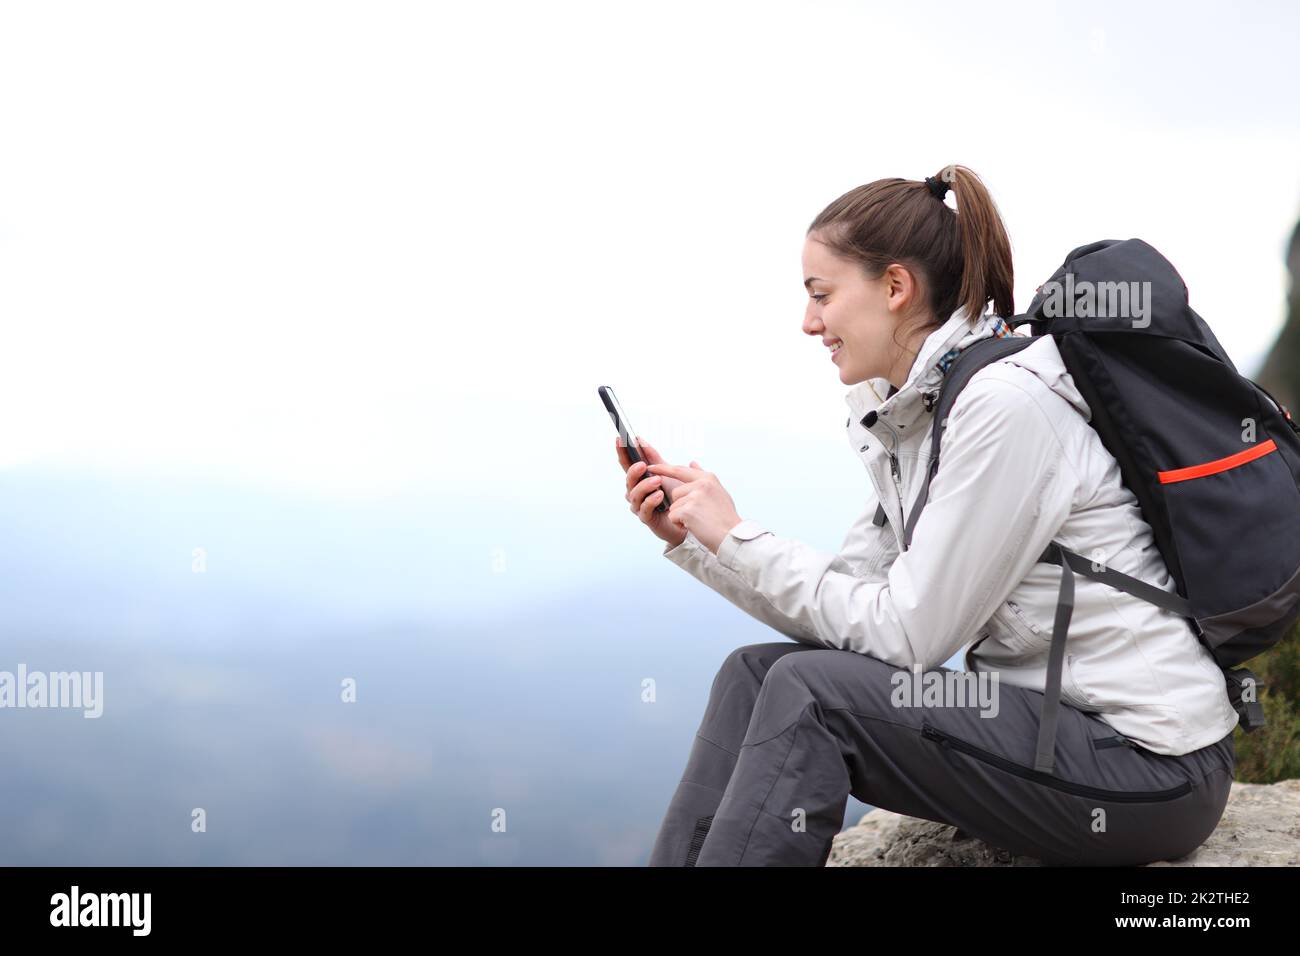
left=827, top=779, right=1300, bottom=866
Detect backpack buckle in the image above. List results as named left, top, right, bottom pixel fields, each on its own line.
left=1224, top=667, right=1267, bottom=733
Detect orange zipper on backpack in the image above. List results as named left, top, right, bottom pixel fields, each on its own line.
left=1156, top=439, right=1278, bottom=484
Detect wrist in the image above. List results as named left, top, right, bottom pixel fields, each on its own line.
left=716, top=518, right=770, bottom=569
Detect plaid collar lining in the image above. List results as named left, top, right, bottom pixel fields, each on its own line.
left=934, top=314, right=1014, bottom=376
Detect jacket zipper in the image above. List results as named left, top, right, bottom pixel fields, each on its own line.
left=877, top=416, right=906, bottom=531
left=887, top=451, right=907, bottom=549
left=919, top=722, right=1193, bottom=802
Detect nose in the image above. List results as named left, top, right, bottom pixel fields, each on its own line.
left=802, top=302, right=822, bottom=337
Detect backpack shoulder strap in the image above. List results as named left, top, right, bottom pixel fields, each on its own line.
left=901, top=331, right=1196, bottom=620
left=902, top=334, right=1036, bottom=548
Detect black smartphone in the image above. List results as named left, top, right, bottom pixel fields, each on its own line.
left=599, top=385, right=670, bottom=513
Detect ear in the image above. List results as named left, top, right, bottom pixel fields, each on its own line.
left=883, top=262, right=918, bottom=314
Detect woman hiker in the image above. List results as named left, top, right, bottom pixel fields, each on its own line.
left=617, top=165, right=1238, bottom=867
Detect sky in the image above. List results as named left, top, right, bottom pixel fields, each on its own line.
left=0, top=0, right=1296, bottom=505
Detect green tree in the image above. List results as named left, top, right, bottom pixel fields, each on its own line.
left=1237, top=214, right=1300, bottom=783
left=1232, top=626, right=1300, bottom=782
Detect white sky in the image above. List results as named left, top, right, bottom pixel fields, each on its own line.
left=0, top=0, right=1297, bottom=500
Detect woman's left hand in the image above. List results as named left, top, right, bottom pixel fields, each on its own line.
left=645, top=460, right=744, bottom=555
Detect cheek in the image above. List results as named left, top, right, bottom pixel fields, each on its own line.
left=849, top=311, right=888, bottom=349
left=826, top=297, right=865, bottom=339
left=823, top=305, right=849, bottom=337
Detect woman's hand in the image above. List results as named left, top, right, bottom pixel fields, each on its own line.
left=616, top=436, right=687, bottom=548
left=645, top=460, right=743, bottom=556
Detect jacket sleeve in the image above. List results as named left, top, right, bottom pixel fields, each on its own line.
left=708, top=378, right=1081, bottom=670
left=661, top=527, right=827, bottom=645
left=662, top=479, right=898, bottom=646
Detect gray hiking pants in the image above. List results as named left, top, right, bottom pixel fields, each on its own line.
left=647, top=642, right=1235, bottom=867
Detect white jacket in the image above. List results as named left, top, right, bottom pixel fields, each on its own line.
left=663, top=307, right=1239, bottom=756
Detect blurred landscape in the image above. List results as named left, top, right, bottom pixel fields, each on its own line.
left=0, top=465, right=876, bottom=865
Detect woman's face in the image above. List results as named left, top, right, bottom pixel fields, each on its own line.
left=801, top=232, right=927, bottom=390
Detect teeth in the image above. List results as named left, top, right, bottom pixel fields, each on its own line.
left=829, top=341, right=843, bottom=352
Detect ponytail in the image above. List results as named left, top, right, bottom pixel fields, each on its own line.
left=942, top=165, right=1015, bottom=320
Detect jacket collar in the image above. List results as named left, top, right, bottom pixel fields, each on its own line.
left=844, top=307, right=1014, bottom=441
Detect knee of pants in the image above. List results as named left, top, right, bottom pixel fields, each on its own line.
left=739, top=650, right=832, bottom=745
left=715, top=642, right=805, bottom=691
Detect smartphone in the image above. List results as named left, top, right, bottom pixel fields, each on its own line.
left=599, top=385, right=670, bottom=513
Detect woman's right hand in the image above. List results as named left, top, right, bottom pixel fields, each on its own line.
left=616, top=435, right=687, bottom=549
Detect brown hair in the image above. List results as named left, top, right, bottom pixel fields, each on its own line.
left=806, top=165, right=1014, bottom=345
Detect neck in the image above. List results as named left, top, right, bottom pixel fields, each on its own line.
left=884, top=318, right=939, bottom=391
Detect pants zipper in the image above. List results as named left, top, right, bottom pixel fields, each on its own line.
left=920, top=722, right=1193, bottom=802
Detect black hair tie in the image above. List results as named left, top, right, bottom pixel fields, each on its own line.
left=924, top=175, right=950, bottom=201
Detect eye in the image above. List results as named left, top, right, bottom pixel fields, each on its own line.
left=811, top=294, right=828, bottom=303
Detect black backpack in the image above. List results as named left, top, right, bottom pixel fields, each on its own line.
left=906, top=238, right=1300, bottom=774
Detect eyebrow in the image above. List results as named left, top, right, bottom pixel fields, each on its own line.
left=803, top=276, right=825, bottom=291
